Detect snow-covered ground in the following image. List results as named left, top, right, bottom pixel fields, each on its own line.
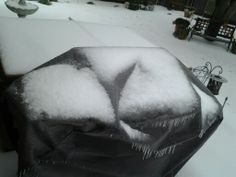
left=0, top=0, right=236, bottom=177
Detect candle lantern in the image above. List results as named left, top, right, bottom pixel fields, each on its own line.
left=207, top=74, right=227, bottom=95
left=191, top=61, right=227, bottom=95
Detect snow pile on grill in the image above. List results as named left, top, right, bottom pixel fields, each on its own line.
left=21, top=47, right=220, bottom=138
left=81, top=48, right=198, bottom=116
left=22, top=64, right=115, bottom=122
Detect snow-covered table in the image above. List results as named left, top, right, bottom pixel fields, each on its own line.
left=0, top=17, right=155, bottom=77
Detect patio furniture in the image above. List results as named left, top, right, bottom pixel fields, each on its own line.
left=189, top=17, right=236, bottom=51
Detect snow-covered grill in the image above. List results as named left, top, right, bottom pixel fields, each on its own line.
left=5, top=47, right=223, bottom=177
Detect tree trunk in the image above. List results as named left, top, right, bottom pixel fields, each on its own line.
left=205, top=0, right=236, bottom=38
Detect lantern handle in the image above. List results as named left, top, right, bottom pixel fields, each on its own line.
left=211, top=65, right=223, bottom=75
left=201, top=61, right=212, bottom=84
left=205, top=61, right=212, bottom=72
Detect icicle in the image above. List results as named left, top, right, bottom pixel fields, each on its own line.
left=181, top=117, right=186, bottom=125
left=199, top=130, right=204, bottom=138
left=154, top=151, right=160, bottom=158
left=163, top=121, right=167, bottom=127
left=147, top=148, right=152, bottom=159
left=161, top=121, right=164, bottom=127
left=131, top=143, right=135, bottom=149
left=135, top=144, right=139, bottom=151
left=171, top=145, right=176, bottom=154
left=151, top=112, right=196, bottom=129
left=158, top=149, right=164, bottom=157
left=131, top=142, right=178, bottom=160
left=142, top=146, right=146, bottom=160
left=168, top=146, right=173, bottom=154
left=152, top=144, right=178, bottom=159
left=137, top=145, right=141, bottom=151
left=135, top=143, right=138, bottom=150
left=146, top=146, right=150, bottom=159
left=138, top=144, right=142, bottom=151
left=168, top=119, right=174, bottom=129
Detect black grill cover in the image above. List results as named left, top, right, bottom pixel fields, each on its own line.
left=3, top=47, right=223, bottom=177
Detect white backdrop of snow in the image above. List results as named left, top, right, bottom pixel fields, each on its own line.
left=0, top=1, right=235, bottom=177
left=0, top=17, right=155, bottom=76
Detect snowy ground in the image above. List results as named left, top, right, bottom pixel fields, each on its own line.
left=0, top=0, right=236, bottom=177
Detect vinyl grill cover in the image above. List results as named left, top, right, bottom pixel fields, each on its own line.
left=5, top=47, right=223, bottom=177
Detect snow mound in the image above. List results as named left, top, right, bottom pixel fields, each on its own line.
left=22, top=64, right=115, bottom=122
left=81, top=47, right=139, bottom=82
left=21, top=47, right=220, bottom=132
left=114, top=48, right=198, bottom=116
left=80, top=47, right=198, bottom=116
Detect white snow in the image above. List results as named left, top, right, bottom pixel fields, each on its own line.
left=0, top=1, right=236, bottom=177
left=81, top=47, right=143, bottom=82
left=120, top=120, right=149, bottom=140
left=192, top=84, right=220, bottom=135
left=22, top=64, right=115, bottom=122
left=0, top=17, right=154, bottom=76
left=0, top=17, right=99, bottom=75
left=81, top=47, right=197, bottom=116
left=117, top=48, right=198, bottom=116
left=22, top=47, right=198, bottom=121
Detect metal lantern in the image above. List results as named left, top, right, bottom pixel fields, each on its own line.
left=191, top=61, right=227, bottom=95
left=207, top=74, right=227, bottom=95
